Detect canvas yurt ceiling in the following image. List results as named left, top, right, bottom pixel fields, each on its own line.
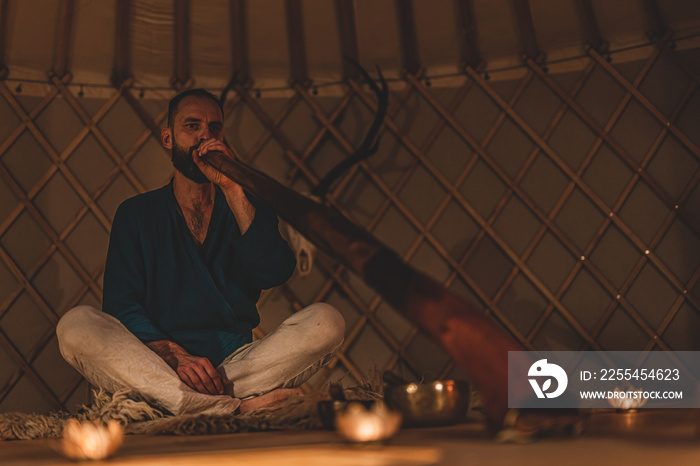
left=2, top=0, right=700, bottom=94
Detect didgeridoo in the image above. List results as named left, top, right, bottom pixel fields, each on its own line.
left=201, top=150, right=532, bottom=430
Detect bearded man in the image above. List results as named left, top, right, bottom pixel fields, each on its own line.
left=57, top=88, right=345, bottom=415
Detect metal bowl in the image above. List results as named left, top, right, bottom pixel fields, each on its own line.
left=384, top=379, right=470, bottom=426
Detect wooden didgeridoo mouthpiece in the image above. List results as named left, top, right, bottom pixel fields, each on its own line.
left=202, top=150, right=532, bottom=430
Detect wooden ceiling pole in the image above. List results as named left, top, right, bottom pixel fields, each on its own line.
left=512, top=0, right=544, bottom=63
left=229, top=0, right=251, bottom=86
left=574, top=0, right=607, bottom=54
left=455, top=0, right=482, bottom=70
left=396, top=0, right=420, bottom=75
left=335, top=0, right=359, bottom=80
left=644, top=0, right=698, bottom=85
left=0, top=0, right=7, bottom=80
left=52, top=0, right=75, bottom=80
left=112, top=0, right=132, bottom=86
left=172, top=0, right=191, bottom=90
left=286, top=0, right=309, bottom=86
left=642, top=0, right=668, bottom=41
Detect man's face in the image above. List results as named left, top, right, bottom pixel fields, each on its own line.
left=168, top=96, right=224, bottom=184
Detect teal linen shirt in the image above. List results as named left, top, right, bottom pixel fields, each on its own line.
left=102, top=180, right=296, bottom=366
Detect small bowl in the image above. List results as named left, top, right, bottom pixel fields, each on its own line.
left=384, top=379, right=470, bottom=426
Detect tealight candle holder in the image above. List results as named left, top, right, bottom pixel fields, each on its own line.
left=334, top=401, right=402, bottom=444
left=56, top=419, right=124, bottom=460
left=608, top=387, right=647, bottom=413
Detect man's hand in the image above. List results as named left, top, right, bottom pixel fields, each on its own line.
left=192, top=139, right=242, bottom=193
left=193, top=138, right=256, bottom=234
left=146, top=340, right=225, bottom=395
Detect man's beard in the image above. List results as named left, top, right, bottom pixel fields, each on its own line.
left=171, top=139, right=209, bottom=184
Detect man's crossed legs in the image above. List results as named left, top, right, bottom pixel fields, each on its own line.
left=56, top=303, right=345, bottom=416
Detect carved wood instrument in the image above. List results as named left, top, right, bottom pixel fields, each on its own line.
left=201, top=149, right=536, bottom=430
left=209, top=66, right=532, bottom=431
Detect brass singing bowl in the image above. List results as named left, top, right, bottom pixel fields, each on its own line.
left=384, top=379, right=471, bottom=426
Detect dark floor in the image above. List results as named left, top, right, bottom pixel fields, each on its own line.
left=2, top=410, right=699, bottom=465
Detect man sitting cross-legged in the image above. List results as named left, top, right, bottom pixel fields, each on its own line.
left=57, top=88, right=345, bottom=415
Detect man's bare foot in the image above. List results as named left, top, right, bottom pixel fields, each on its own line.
left=238, top=388, right=304, bottom=414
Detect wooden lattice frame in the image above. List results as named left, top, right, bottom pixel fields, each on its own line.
left=0, top=40, right=698, bottom=412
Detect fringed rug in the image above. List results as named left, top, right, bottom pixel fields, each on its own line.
left=0, top=381, right=383, bottom=441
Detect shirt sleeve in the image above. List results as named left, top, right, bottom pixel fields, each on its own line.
left=230, top=195, right=297, bottom=290
left=102, top=200, right=169, bottom=342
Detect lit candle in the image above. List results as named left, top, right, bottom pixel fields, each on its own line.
left=608, top=387, right=647, bottom=412
left=58, top=419, right=123, bottom=460
left=335, top=402, right=402, bottom=443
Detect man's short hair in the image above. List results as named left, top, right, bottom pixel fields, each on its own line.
left=167, top=88, right=223, bottom=128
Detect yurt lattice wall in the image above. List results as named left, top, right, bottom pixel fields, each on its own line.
left=0, top=0, right=699, bottom=414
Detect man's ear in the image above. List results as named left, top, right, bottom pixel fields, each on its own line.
left=161, top=127, right=173, bottom=150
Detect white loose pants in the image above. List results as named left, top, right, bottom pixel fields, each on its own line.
left=56, top=303, right=345, bottom=416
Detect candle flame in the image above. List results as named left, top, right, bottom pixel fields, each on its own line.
left=607, top=387, right=647, bottom=410
left=57, top=419, right=123, bottom=460
left=335, top=401, right=402, bottom=443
